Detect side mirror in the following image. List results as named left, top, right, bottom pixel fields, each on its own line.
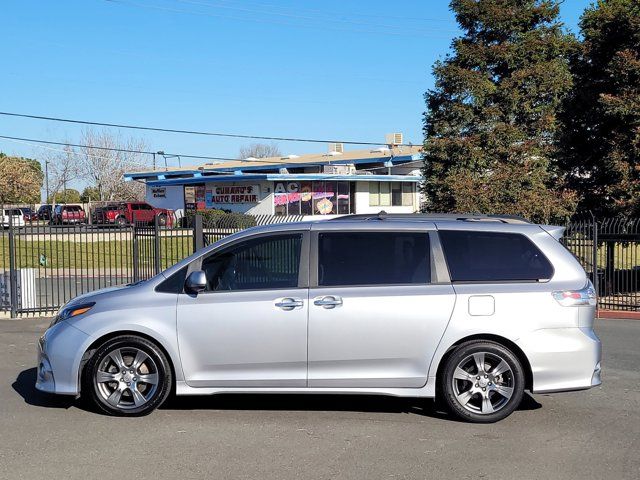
left=185, top=270, right=207, bottom=293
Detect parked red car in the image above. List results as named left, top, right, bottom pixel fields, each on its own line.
left=19, top=207, right=38, bottom=222
left=92, top=202, right=172, bottom=227
left=51, top=205, right=86, bottom=225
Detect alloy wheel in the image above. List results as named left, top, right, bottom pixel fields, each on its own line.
left=95, top=347, right=160, bottom=410
left=451, top=351, right=515, bottom=415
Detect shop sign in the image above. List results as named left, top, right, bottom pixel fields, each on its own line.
left=209, top=185, right=260, bottom=204
left=151, top=187, right=166, bottom=198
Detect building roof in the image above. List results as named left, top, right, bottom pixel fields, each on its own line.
left=146, top=173, right=421, bottom=187
left=125, top=146, right=423, bottom=183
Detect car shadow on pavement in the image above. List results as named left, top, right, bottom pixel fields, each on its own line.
left=12, top=368, right=75, bottom=409
left=162, top=391, right=541, bottom=421
left=12, top=367, right=541, bottom=418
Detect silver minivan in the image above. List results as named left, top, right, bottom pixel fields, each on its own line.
left=36, top=214, right=601, bottom=422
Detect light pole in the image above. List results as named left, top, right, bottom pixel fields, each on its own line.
left=45, top=160, right=50, bottom=203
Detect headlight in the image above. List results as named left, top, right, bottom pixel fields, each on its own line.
left=50, top=302, right=96, bottom=327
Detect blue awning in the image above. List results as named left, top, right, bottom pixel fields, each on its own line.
left=145, top=173, right=422, bottom=187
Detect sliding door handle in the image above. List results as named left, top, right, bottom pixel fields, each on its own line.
left=313, top=295, right=343, bottom=309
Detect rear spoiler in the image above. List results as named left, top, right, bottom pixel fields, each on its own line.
left=540, top=225, right=565, bottom=241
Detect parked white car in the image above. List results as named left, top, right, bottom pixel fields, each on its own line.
left=1, top=208, right=26, bottom=228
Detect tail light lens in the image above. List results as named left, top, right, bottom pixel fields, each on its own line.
left=552, top=281, right=596, bottom=306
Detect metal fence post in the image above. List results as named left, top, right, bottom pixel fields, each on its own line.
left=154, top=215, right=161, bottom=275
left=132, top=224, right=140, bottom=283
left=193, top=214, right=204, bottom=252
left=8, top=214, right=18, bottom=318
left=591, top=214, right=599, bottom=302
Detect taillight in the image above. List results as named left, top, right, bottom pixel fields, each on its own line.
left=552, top=281, right=596, bottom=306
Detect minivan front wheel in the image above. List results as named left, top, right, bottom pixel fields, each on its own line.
left=441, top=340, right=524, bottom=423
left=83, top=335, right=172, bottom=416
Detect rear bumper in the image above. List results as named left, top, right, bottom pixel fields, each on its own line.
left=518, top=327, right=602, bottom=393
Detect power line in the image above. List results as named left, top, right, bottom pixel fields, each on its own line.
left=0, top=134, right=422, bottom=171
left=184, top=0, right=455, bottom=23
left=172, top=0, right=459, bottom=34
left=0, top=111, right=415, bottom=146
left=105, top=0, right=455, bottom=38
left=0, top=134, right=275, bottom=164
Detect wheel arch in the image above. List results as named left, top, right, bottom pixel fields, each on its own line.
left=434, top=334, right=533, bottom=393
left=78, top=330, right=178, bottom=395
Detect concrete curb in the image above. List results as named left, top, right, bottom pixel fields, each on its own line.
left=597, top=310, right=640, bottom=320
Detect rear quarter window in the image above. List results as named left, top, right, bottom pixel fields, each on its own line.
left=439, top=230, right=553, bottom=282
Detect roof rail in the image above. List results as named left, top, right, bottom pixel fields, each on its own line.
left=330, top=212, right=531, bottom=224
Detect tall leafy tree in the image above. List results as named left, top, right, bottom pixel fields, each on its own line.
left=0, top=153, right=44, bottom=204
left=421, top=0, right=578, bottom=223
left=47, top=189, right=81, bottom=204
left=558, top=0, right=640, bottom=216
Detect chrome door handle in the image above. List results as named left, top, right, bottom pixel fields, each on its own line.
left=274, top=298, right=304, bottom=310
left=313, top=296, right=343, bottom=309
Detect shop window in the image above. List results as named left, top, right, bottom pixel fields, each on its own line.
left=369, top=183, right=380, bottom=206
left=402, top=183, right=414, bottom=206
left=369, top=182, right=415, bottom=207
left=274, top=181, right=352, bottom=216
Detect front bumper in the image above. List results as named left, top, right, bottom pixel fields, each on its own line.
left=36, top=321, right=90, bottom=395
left=518, top=327, right=602, bottom=393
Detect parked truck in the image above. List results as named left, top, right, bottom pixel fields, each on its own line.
left=91, top=202, right=172, bottom=227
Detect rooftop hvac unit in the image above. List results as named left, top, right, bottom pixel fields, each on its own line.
left=323, top=164, right=355, bottom=175
left=385, top=133, right=403, bottom=146
left=328, top=142, right=344, bottom=154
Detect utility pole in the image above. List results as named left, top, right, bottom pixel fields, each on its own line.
left=44, top=160, right=50, bottom=203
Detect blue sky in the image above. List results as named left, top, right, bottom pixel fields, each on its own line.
left=1, top=0, right=592, bottom=189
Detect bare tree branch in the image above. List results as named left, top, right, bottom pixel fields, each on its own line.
left=239, top=142, right=281, bottom=159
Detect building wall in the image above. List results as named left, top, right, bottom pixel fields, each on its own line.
left=145, top=179, right=422, bottom=217
left=145, top=185, right=185, bottom=217
left=354, top=181, right=420, bottom=214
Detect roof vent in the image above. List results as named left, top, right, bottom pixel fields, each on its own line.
left=328, top=142, right=344, bottom=154
left=371, top=147, right=390, bottom=153
left=385, top=133, right=403, bottom=146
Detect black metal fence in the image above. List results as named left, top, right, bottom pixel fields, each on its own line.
left=563, top=218, right=640, bottom=311
left=0, top=208, right=304, bottom=316
left=2, top=210, right=640, bottom=316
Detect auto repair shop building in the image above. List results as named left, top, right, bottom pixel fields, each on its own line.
left=125, top=144, right=423, bottom=218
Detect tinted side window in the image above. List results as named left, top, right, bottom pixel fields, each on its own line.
left=318, top=232, right=430, bottom=286
left=202, top=234, right=302, bottom=291
left=439, top=230, right=553, bottom=282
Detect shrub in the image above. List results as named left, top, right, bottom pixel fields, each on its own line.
left=183, top=210, right=257, bottom=229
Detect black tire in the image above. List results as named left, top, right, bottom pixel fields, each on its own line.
left=157, top=214, right=167, bottom=227
left=82, top=335, right=172, bottom=416
left=441, top=340, right=525, bottom=423
left=115, top=216, right=127, bottom=226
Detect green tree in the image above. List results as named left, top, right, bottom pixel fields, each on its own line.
left=80, top=186, right=100, bottom=202
left=47, top=189, right=81, bottom=204
left=558, top=0, right=640, bottom=216
left=421, top=0, right=578, bottom=223
left=0, top=153, right=44, bottom=204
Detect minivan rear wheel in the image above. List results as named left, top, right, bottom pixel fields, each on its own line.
left=441, top=340, right=524, bottom=423
left=82, top=335, right=172, bottom=416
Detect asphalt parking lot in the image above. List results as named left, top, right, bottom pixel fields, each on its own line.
left=0, top=318, right=638, bottom=480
